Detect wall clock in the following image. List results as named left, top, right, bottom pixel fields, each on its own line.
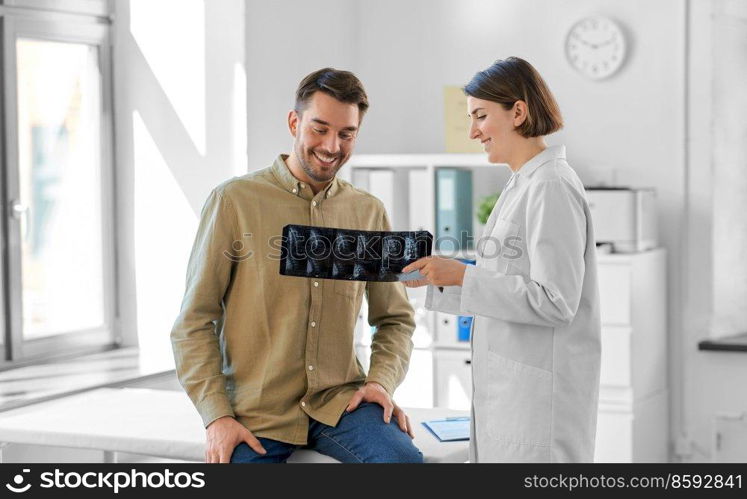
left=565, top=16, right=627, bottom=80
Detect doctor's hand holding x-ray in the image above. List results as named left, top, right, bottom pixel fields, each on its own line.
left=402, top=256, right=466, bottom=287
left=403, top=57, right=601, bottom=463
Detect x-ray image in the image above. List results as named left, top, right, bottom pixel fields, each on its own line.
left=279, top=224, right=432, bottom=282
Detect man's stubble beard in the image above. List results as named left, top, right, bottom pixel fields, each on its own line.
left=296, top=143, right=346, bottom=183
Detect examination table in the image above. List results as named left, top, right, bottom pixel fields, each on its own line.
left=0, top=388, right=469, bottom=463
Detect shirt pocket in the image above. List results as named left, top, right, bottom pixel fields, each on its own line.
left=482, top=350, right=552, bottom=448
left=480, top=218, right=520, bottom=273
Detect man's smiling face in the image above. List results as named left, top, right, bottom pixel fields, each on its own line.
left=290, top=91, right=360, bottom=183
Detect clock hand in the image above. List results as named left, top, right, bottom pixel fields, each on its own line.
left=596, top=37, right=617, bottom=48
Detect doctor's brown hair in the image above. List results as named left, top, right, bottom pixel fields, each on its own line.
left=295, top=67, right=369, bottom=119
left=464, top=57, right=563, bottom=138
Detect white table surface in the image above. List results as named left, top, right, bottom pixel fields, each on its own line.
left=0, top=388, right=469, bottom=463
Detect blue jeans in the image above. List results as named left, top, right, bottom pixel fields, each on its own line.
left=230, top=402, right=424, bottom=463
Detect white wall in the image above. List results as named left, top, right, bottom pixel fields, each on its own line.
left=113, top=0, right=246, bottom=367
left=244, top=0, right=357, bottom=169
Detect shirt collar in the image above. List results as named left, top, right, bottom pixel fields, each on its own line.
left=271, top=154, right=339, bottom=199
left=516, top=145, right=566, bottom=179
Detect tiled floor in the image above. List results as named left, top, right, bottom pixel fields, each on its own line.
left=0, top=347, right=174, bottom=412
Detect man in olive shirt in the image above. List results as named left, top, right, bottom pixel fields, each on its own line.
left=171, top=68, right=422, bottom=463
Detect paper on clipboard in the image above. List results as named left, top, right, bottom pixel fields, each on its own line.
left=422, top=417, right=470, bottom=442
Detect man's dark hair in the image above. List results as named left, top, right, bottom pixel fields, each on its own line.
left=295, top=68, right=369, bottom=118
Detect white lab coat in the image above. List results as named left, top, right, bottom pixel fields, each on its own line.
left=426, top=145, right=601, bottom=462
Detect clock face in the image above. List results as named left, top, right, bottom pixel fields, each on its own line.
left=565, top=16, right=626, bottom=80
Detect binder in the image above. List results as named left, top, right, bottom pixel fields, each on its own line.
left=368, top=169, right=410, bottom=231
left=435, top=168, right=472, bottom=251
left=408, top=169, right=430, bottom=232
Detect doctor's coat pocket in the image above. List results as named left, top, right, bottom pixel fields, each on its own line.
left=483, top=350, right=552, bottom=448
left=480, top=218, right=520, bottom=273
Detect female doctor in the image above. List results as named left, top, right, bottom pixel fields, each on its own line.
left=403, top=57, right=601, bottom=462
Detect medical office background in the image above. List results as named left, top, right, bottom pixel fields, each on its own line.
left=0, top=0, right=745, bottom=463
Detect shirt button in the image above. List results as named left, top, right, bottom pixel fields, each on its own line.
left=312, top=201, right=317, bottom=207
left=292, top=188, right=297, bottom=194
left=301, top=401, right=306, bottom=407
left=308, top=365, right=314, bottom=371
left=300, top=184, right=305, bottom=189
left=313, top=281, right=319, bottom=287
left=311, top=321, right=316, bottom=327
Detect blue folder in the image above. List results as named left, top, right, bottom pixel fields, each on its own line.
left=435, top=169, right=473, bottom=252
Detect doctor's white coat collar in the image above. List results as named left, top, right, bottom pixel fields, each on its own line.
left=514, top=144, right=566, bottom=180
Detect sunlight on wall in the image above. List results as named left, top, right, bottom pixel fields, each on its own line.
left=133, top=111, right=198, bottom=367
left=130, top=0, right=206, bottom=155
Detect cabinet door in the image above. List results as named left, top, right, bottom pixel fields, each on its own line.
left=434, top=349, right=472, bottom=410
left=598, top=263, right=632, bottom=326
left=595, top=407, right=633, bottom=462
left=435, top=312, right=471, bottom=348
left=600, top=327, right=632, bottom=388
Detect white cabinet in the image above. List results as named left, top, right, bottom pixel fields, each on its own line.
left=594, top=249, right=668, bottom=462
left=435, top=312, right=471, bottom=348
left=596, top=391, right=668, bottom=462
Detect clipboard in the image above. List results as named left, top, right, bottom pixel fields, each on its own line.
left=421, top=417, right=470, bottom=442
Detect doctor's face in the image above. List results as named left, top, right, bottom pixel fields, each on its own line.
left=467, top=96, right=519, bottom=164
left=289, top=91, right=360, bottom=183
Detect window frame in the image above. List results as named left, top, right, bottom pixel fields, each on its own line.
left=0, top=4, right=117, bottom=366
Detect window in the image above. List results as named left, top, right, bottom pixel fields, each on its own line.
left=1, top=1, right=115, bottom=364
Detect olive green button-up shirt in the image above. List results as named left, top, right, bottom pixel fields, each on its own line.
left=171, top=155, right=416, bottom=445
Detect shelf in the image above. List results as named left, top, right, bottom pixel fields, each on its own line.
left=348, top=153, right=499, bottom=168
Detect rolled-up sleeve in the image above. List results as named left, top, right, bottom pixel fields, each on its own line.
left=170, top=188, right=238, bottom=427
left=364, top=208, right=416, bottom=395
left=460, top=179, right=587, bottom=327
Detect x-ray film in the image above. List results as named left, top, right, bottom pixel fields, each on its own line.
left=279, top=224, right=433, bottom=282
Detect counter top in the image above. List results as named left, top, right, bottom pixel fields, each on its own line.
left=698, top=332, right=747, bottom=353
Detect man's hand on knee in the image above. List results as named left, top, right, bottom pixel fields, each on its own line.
left=346, top=382, right=414, bottom=438
left=205, top=416, right=267, bottom=463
